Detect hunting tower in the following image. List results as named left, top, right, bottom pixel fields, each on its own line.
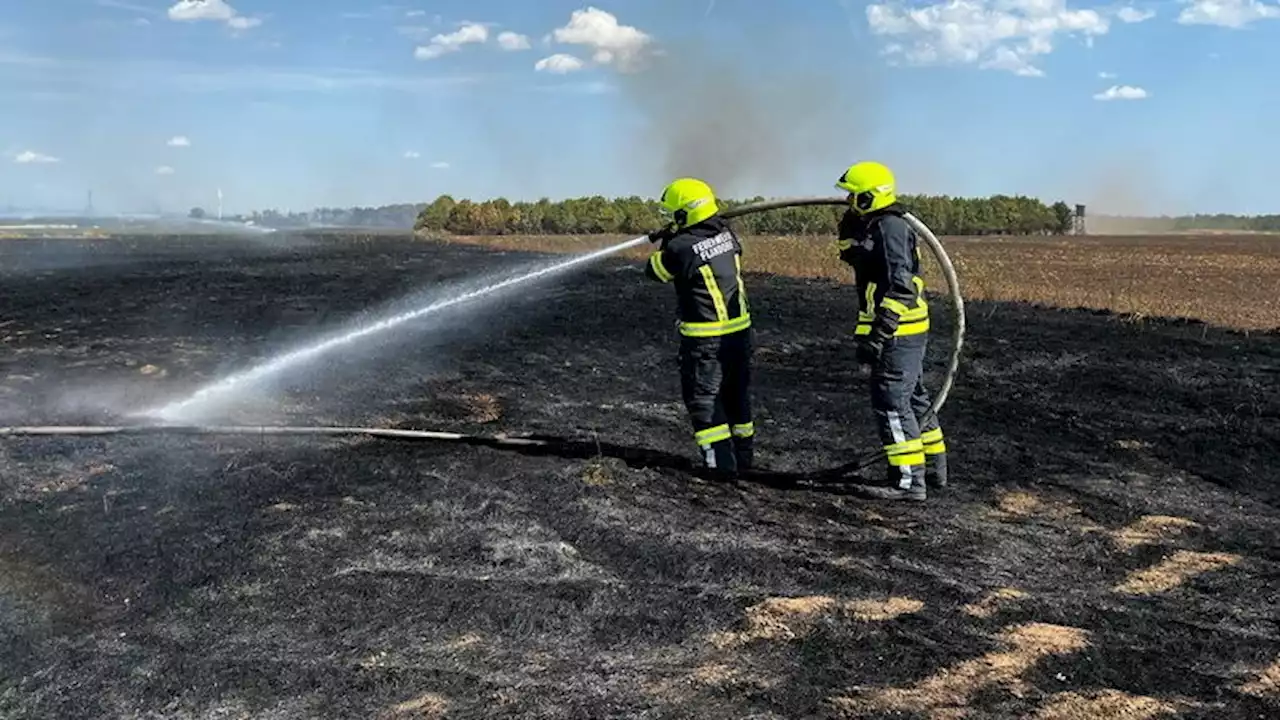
left=1073, top=203, right=1086, bottom=235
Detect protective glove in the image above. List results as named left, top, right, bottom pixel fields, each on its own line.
left=856, top=329, right=889, bottom=366
left=856, top=309, right=898, bottom=367
left=647, top=224, right=675, bottom=246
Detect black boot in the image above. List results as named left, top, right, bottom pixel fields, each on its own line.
left=732, top=435, right=754, bottom=472
left=851, top=465, right=926, bottom=502
left=926, top=451, right=948, bottom=488
left=699, top=438, right=738, bottom=475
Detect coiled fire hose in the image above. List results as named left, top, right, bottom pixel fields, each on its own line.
left=0, top=197, right=964, bottom=483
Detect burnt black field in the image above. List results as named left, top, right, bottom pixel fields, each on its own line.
left=1, top=232, right=1278, bottom=719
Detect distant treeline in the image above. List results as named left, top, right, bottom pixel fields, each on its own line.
left=1167, top=213, right=1280, bottom=232
left=207, top=197, right=1280, bottom=235
left=411, top=194, right=1076, bottom=236
left=190, top=204, right=425, bottom=229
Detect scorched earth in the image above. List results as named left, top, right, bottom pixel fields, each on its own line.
left=0, top=233, right=1277, bottom=719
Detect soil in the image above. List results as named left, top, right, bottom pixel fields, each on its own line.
left=1, top=233, right=1278, bottom=719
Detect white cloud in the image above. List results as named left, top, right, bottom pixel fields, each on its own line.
left=1099, top=70, right=1117, bottom=78
left=14, top=150, right=59, bottom=164
left=415, top=22, right=488, bottom=59
left=498, top=31, right=531, bottom=51
left=167, top=0, right=262, bottom=31
left=155, top=165, right=175, bottom=175
left=227, top=16, right=262, bottom=30
left=1177, top=0, right=1280, bottom=27
left=1094, top=84, right=1148, bottom=100
left=548, top=7, right=653, bottom=71
left=404, top=150, right=420, bottom=159
left=167, top=135, right=191, bottom=147
left=535, top=53, right=586, bottom=74
left=865, top=0, right=1114, bottom=77
left=97, top=0, right=158, bottom=15
left=168, top=0, right=234, bottom=21
left=1116, top=6, right=1156, bottom=22
left=406, top=10, right=427, bottom=18
left=430, top=161, right=449, bottom=169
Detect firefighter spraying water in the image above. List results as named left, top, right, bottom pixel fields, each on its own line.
left=643, top=177, right=756, bottom=474
left=9, top=187, right=965, bottom=488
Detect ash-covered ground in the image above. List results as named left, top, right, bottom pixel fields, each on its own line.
left=1, top=233, right=1277, bottom=719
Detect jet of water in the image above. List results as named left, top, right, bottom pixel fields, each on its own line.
left=140, top=235, right=652, bottom=424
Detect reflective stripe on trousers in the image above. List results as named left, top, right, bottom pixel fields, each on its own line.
left=868, top=332, right=940, bottom=489
left=680, top=329, right=753, bottom=471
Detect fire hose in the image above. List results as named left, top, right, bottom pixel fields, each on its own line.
left=0, top=196, right=965, bottom=483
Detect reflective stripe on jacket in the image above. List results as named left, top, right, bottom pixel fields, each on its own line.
left=836, top=204, right=929, bottom=337
left=645, top=216, right=751, bottom=337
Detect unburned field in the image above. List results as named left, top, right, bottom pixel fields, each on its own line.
left=428, top=231, right=1280, bottom=332
left=0, top=233, right=1278, bottom=719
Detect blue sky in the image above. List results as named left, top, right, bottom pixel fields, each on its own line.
left=2, top=0, right=1277, bottom=216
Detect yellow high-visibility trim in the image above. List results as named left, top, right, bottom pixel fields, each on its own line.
left=699, top=265, right=729, bottom=322
left=860, top=276, right=929, bottom=325
left=885, top=439, right=923, bottom=456
left=922, top=427, right=946, bottom=455
left=887, top=451, right=926, bottom=467
left=731, top=422, right=754, bottom=438
left=881, top=297, right=910, bottom=316
left=694, top=424, right=731, bottom=446
left=854, top=318, right=929, bottom=336
left=649, top=252, right=673, bottom=282
left=886, top=438, right=924, bottom=467
left=680, top=313, right=752, bottom=337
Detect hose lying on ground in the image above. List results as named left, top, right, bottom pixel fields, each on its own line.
left=0, top=196, right=965, bottom=479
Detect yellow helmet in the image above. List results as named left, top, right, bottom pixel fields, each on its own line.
left=659, top=177, right=719, bottom=228
left=835, top=161, right=896, bottom=214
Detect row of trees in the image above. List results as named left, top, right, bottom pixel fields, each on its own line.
left=209, top=196, right=1280, bottom=235
left=1169, top=213, right=1280, bottom=232
left=190, top=203, right=426, bottom=229
left=411, top=194, right=1077, bottom=236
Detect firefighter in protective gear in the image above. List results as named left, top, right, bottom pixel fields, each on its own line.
left=834, top=161, right=948, bottom=500
left=644, top=178, right=754, bottom=473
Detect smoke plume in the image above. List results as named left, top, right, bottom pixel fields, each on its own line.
left=611, top=6, right=881, bottom=198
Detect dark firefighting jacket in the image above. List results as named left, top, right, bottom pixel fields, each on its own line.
left=645, top=216, right=751, bottom=338
left=836, top=203, right=929, bottom=338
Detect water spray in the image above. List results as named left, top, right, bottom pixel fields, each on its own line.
left=6, top=197, right=966, bottom=481
left=138, top=234, right=653, bottom=424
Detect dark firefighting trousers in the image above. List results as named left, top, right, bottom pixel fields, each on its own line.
left=679, top=328, right=753, bottom=472
left=870, top=332, right=947, bottom=492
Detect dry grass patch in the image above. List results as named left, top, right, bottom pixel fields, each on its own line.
left=846, top=597, right=926, bottom=621
left=992, top=490, right=1082, bottom=521
left=1113, top=550, right=1242, bottom=595
left=963, top=588, right=1030, bottom=619
left=458, top=392, right=501, bottom=423
left=828, top=622, right=1090, bottom=719
left=1032, top=689, right=1183, bottom=719
left=432, top=232, right=1280, bottom=330
left=708, top=594, right=924, bottom=649
left=581, top=459, right=613, bottom=487
left=1239, top=658, right=1280, bottom=698
left=690, top=663, right=745, bottom=686
left=1110, top=515, right=1201, bottom=550
left=384, top=692, right=449, bottom=718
